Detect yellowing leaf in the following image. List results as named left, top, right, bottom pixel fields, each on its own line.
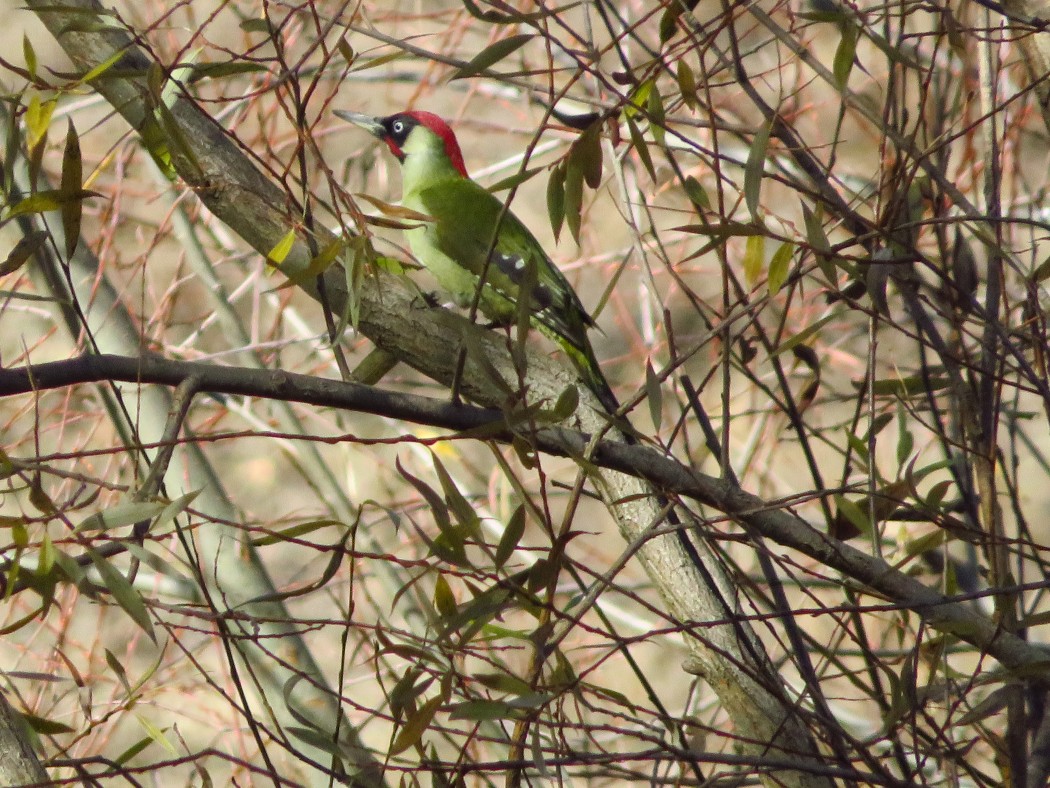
left=266, top=228, right=297, bottom=268
left=767, top=241, right=793, bottom=295
left=742, top=234, right=765, bottom=287
left=25, top=94, right=56, bottom=150
left=389, top=695, right=442, bottom=756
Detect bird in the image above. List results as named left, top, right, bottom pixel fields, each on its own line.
left=335, top=109, right=621, bottom=416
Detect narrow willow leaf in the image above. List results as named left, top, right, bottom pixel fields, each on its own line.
left=448, top=699, right=524, bottom=721
left=348, top=51, right=405, bottom=73
left=683, top=175, right=709, bottom=210
left=563, top=155, right=584, bottom=245
left=546, top=163, right=565, bottom=241
left=75, top=500, right=166, bottom=533
left=21, top=712, right=75, bottom=735
left=188, top=61, right=267, bottom=81
left=833, top=23, right=859, bottom=90
left=135, top=713, right=178, bottom=756
left=676, top=60, right=698, bottom=110
left=767, top=241, right=793, bottom=294
left=336, top=37, right=355, bottom=66
left=88, top=550, right=157, bottom=643
left=23, top=35, right=37, bottom=80
left=0, top=230, right=49, bottom=276
left=432, top=454, right=481, bottom=539
left=488, top=166, right=541, bottom=193
left=573, top=124, right=603, bottom=189
left=625, top=79, right=654, bottom=120
left=744, top=120, right=770, bottom=221
left=80, top=48, right=128, bottom=84
left=61, top=120, right=83, bottom=258
left=389, top=695, right=442, bottom=756
left=645, top=359, right=662, bottom=433
left=626, top=117, right=655, bottom=180
left=4, top=189, right=101, bottom=219
left=433, top=573, right=457, bottom=618
left=495, top=505, right=526, bottom=569
left=396, top=457, right=450, bottom=531
left=266, top=228, right=297, bottom=267
left=742, top=234, right=765, bottom=287
left=25, top=95, right=55, bottom=150
left=450, top=34, right=534, bottom=80
left=771, top=310, right=842, bottom=355
left=646, top=82, right=665, bottom=145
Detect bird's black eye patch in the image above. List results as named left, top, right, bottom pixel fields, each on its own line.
left=382, top=114, right=417, bottom=146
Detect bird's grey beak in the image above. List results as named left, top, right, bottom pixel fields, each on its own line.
left=335, top=110, right=385, bottom=138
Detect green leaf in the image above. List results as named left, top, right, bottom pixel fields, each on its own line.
left=135, top=713, right=178, bottom=756
left=683, top=175, right=709, bottom=210
left=21, top=711, right=75, bottom=735
left=572, top=123, right=603, bottom=189
left=646, top=82, right=665, bottom=145
left=563, top=154, right=584, bottom=244
left=896, top=404, right=914, bottom=465
left=433, top=573, right=457, bottom=618
left=626, top=117, right=655, bottom=180
left=389, top=695, right=442, bottom=756
left=450, top=34, right=534, bottom=80
left=625, top=79, right=653, bottom=120
left=459, top=0, right=579, bottom=23
left=4, top=189, right=101, bottom=220
left=742, top=234, right=765, bottom=287
left=153, top=96, right=203, bottom=179
left=495, top=505, right=526, bottom=570
left=546, top=163, right=565, bottom=242
left=448, top=699, right=528, bottom=721
left=800, top=202, right=830, bottom=253
left=644, top=359, right=662, bottom=433
left=75, top=500, right=167, bottom=533
left=252, top=518, right=345, bottom=547
left=834, top=495, right=871, bottom=537
left=833, top=23, right=859, bottom=90
left=87, top=549, right=156, bottom=643
left=188, top=61, right=268, bottom=82
left=771, top=309, right=843, bottom=356
left=744, top=120, right=770, bottom=222
left=676, top=60, right=698, bottom=110
left=488, top=166, right=541, bottom=193
left=23, top=35, right=37, bottom=80
left=867, top=375, right=952, bottom=397
left=396, top=457, right=450, bottom=532
left=431, top=453, right=481, bottom=539
left=24, top=94, right=55, bottom=150
left=114, top=736, right=155, bottom=765
left=240, top=18, right=271, bottom=33
left=0, top=230, right=49, bottom=276
left=163, top=49, right=200, bottom=109
left=348, top=51, right=406, bottom=73
left=61, top=120, right=83, bottom=258
left=80, top=47, right=129, bottom=84
left=767, top=241, right=793, bottom=295
left=139, top=115, right=175, bottom=180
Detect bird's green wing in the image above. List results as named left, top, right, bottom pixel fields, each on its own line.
left=417, top=178, right=595, bottom=349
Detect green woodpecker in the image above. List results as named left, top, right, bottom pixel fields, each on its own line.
left=337, top=109, right=620, bottom=415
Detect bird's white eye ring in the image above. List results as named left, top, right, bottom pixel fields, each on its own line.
left=392, top=120, right=405, bottom=134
